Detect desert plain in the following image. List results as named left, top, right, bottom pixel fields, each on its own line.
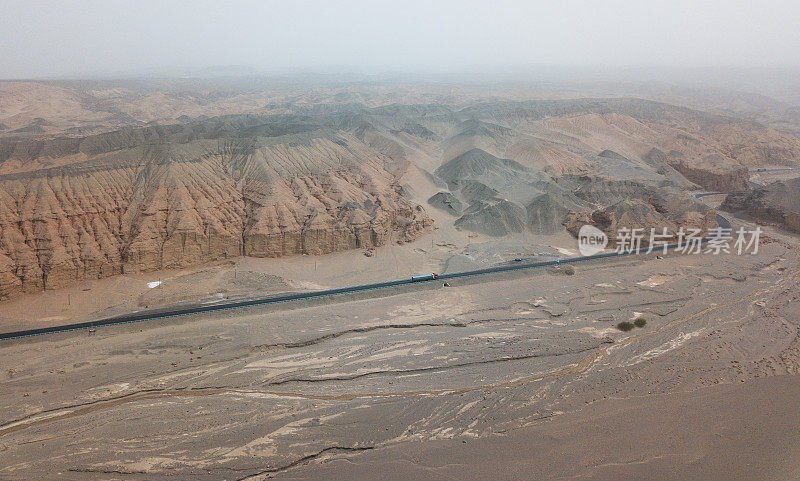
left=1, top=76, right=800, bottom=480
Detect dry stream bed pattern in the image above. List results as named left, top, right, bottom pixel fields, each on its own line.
left=1, top=243, right=799, bottom=480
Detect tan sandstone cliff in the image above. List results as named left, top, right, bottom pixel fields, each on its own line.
left=0, top=119, right=432, bottom=299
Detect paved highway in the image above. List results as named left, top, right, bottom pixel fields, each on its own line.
left=0, top=242, right=701, bottom=341
left=692, top=191, right=725, bottom=198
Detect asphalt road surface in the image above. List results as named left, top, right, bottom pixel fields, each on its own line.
left=0, top=245, right=681, bottom=341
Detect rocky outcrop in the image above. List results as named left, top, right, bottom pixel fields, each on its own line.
left=721, top=177, right=800, bottom=233
left=525, top=193, right=571, bottom=235
left=0, top=119, right=433, bottom=299
left=427, top=192, right=463, bottom=215
left=642, top=149, right=698, bottom=189
left=4, top=93, right=798, bottom=298
left=454, top=200, right=526, bottom=237
left=670, top=157, right=750, bottom=192
left=564, top=199, right=717, bottom=247
left=598, top=150, right=629, bottom=162
left=434, top=149, right=526, bottom=191
left=538, top=109, right=797, bottom=192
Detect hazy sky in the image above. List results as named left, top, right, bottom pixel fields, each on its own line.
left=2, top=0, right=800, bottom=78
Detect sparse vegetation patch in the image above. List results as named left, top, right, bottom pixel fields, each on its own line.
left=617, top=321, right=635, bottom=332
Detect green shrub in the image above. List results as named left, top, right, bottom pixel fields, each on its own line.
left=617, top=321, right=635, bottom=332
left=633, top=317, right=647, bottom=328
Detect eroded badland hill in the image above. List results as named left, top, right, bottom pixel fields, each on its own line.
left=1, top=83, right=800, bottom=300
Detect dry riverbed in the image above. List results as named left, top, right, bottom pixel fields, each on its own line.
left=1, top=242, right=799, bottom=480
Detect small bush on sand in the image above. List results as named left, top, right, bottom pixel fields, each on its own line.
left=633, top=317, right=647, bottom=328
left=617, top=321, right=635, bottom=332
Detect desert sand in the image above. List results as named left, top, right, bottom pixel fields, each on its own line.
left=2, top=77, right=800, bottom=480
left=1, top=236, right=799, bottom=479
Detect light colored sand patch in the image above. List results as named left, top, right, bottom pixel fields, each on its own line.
left=627, top=329, right=705, bottom=365
left=84, top=382, right=130, bottom=396
left=386, top=291, right=473, bottom=323
left=118, top=456, right=185, bottom=472
left=637, top=274, right=673, bottom=287
left=369, top=339, right=427, bottom=351
left=576, top=326, right=617, bottom=338
left=35, top=315, right=67, bottom=323
left=555, top=247, right=576, bottom=256
left=358, top=345, right=432, bottom=362
left=231, top=391, right=286, bottom=400
left=243, top=346, right=363, bottom=373
left=222, top=415, right=338, bottom=459
left=468, top=331, right=519, bottom=340
left=287, top=280, right=328, bottom=290
left=0, top=409, right=74, bottom=432
left=456, top=400, right=480, bottom=416
left=154, top=363, right=235, bottom=384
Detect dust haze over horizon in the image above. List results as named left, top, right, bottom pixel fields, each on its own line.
left=2, top=0, right=800, bottom=80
